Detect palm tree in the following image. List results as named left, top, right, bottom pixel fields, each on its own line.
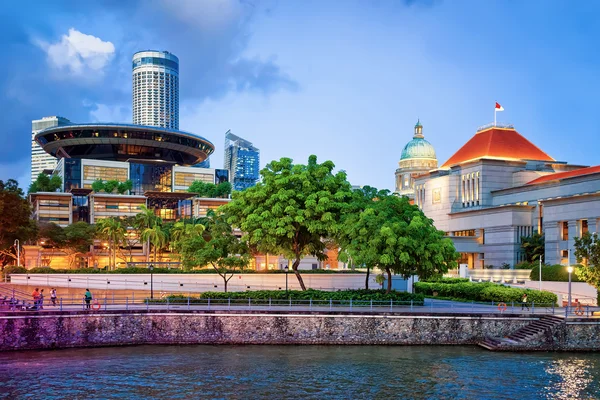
left=142, top=224, right=168, bottom=263
left=96, top=218, right=126, bottom=270
left=135, top=205, right=158, bottom=263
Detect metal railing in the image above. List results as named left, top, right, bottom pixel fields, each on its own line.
left=2, top=296, right=597, bottom=317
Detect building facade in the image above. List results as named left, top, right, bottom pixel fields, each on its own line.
left=395, top=120, right=438, bottom=198
left=409, top=123, right=599, bottom=269
left=31, top=116, right=71, bottom=181
left=132, top=51, right=179, bottom=129
left=224, top=130, right=260, bottom=191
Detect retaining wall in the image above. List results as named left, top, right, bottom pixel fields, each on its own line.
left=0, top=311, right=534, bottom=351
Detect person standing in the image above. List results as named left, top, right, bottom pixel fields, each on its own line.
left=84, top=289, right=92, bottom=309
left=521, top=293, right=529, bottom=311
left=31, top=288, right=40, bottom=309
left=50, top=288, right=57, bottom=306
left=38, top=289, right=45, bottom=310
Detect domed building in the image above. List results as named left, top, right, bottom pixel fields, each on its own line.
left=395, top=120, right=438, bottom=198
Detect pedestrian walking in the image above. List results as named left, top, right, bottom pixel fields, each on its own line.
left=31, top=288, right=40, bottom=309
left=84, top=289, right=92, bottom=309
left=38, top=289, right=44, bottom=310
left=50, top=288, right=57, bottom=306
left=521, top=293, right=529, bottom=311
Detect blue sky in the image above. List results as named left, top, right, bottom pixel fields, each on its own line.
left=1, top=0, right=599, bottom=190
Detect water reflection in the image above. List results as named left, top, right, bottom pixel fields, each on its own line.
left=0, top=346, right=598, bottom=399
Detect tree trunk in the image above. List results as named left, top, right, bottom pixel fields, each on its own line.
left=146, top=238, right=150, bottom=263
left=365, top=266, right=370, bottom=290
left=292, top=258, right=306, bottom=290
left=154, top=245, right=157, bottom=263
left=385, top=267, right=393, bottom=294
left=224, top=278, right=228, bottom=293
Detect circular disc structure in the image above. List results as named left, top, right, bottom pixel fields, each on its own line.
left=35, top=123, right=214, bottom=166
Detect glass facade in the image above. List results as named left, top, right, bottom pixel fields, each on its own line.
left=224, top=131, right=260, bottom=191
left=130, top=163, right=173, bottom=194
left=63, top=159, right=82, bottom=192
left=174, top=171, right=213, bottom=187
left=215, top=169, right=229, bottom=184
left=83, top=165, right=128, bottom=182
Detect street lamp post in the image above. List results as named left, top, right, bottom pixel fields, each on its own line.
left=284, top=265, right=289, bottom=293
left=538, top=255, right=543, bottom=291
left=567, top=265, right=573, bottom=310
left=13, top=239, right=20, bottom=267
left=149, top=264, right=154, bottom=299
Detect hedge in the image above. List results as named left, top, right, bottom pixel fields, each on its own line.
left=529, top=264, right=583, bottom=282
left=421, top=277, right=470, bottom=284
left=157, top=289, right=424, bottom=305
left=414, top=281, right=557, bottom=305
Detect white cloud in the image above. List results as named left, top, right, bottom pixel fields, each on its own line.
left=40, top=28, right=115, bottom=75
left=88, top=103, right=131, bottom=123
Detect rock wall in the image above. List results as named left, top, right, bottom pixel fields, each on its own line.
left=0, top=311, right=534, bottom=351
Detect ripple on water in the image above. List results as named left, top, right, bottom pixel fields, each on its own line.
left=0, top=346, right=599, bottom=399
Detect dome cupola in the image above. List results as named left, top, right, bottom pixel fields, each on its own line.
left=400, top=120, right=437, bottom=160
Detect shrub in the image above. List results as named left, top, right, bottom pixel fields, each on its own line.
left=515, top=261, right=535, bottom=270
left=421, top=277, right=470, bottom=284
left=2, top=265, right=27, bottom=279
left=414, top=281, right=557, bottom=305
left=529, top=264, right=583, bottom=282
left=162, top=289, right=424, bottom=305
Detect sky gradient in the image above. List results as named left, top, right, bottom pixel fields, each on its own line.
left=1, top=0, right=598, bottom=190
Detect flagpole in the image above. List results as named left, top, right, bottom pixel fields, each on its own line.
left=494, top=108, right=496, bottom=126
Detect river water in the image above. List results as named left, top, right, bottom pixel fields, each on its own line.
left=0, top=345, right=599, bottom=399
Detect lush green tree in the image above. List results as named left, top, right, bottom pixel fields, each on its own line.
left=91, top=179, right=104, bottom=193
left=0, top=179, right=35, bottom=266
left=142, top=223, right=168, bottom=263
left=28, top=173, right=62, bottom=194
left=224, top=155, right=353, bottom=290
left=135, top=205, right=159, bottom=263
left=96, top=218, right=126, bottom=269
left=521, top=232, right=545, bottom=262
left=120, top=216, right=143, bottom=263
left=188, top=181, right=232, bottom=198
left=37, top=222, right=66, bottom=267
left=574, top=232, right=600, bottom=301
left=338, top=190, right=458, bottom=293
left=117, top=180, right=133, bottom=195
left=170, top=220, right=205, bottom=255
left=103, top=180, right=119, bottom=194
left=179, top=212, right=249, bottom=292
left=62, top=221, right=96, bottom=268
left=337, top=186, right=383, bottom=289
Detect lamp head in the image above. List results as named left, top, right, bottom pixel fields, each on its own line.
left=567, top=266, right=574, bottom=273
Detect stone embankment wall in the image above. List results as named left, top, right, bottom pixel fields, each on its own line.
left=0, top=311, right=534, bottom=351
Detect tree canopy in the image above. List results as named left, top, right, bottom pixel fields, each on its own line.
left=91, top=179, right=133, bottom=194
left=179, top=212, right=249, bottom=292
left=223, top=155, right=353, bottom=290
left=188, top=181, right=232, bottom=198
left=574, top=232, right=600, bottom=300
left=338, top=189, right=458, bottom=292
left=28, top=173, right=62, bottom=194
left=0, top=179, right=35, bottom=266
left=521, top=232, right=545, bottom=262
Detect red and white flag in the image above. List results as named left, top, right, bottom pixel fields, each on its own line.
left=495, top=102, right=504, bottom=112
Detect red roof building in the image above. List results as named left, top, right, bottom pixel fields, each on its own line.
left=441, top=126, right=554, bottom=169
left=526, top=165, right=600, bottom=185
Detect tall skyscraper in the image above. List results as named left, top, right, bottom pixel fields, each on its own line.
left=224, top=130, right=260, bottom=191
left=31, top=116, right=71, bottom=181
left=132, top=50, right=179, bottom=129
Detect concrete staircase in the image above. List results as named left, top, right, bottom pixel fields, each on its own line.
left=479, top=315, right=565, bottom=350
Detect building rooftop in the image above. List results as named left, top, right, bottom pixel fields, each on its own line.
left=526, top=165, right=600, bottom=185
left=440, top=126, right=554, bottom=169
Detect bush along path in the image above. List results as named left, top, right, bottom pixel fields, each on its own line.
left=149, top=289, right=425, bottom=306
left=415, top=279, right=557, bottom=305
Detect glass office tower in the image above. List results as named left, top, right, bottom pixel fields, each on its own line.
left=223, top=130, right=260, bottom=191
left=31, top=116, right=71, bottom=182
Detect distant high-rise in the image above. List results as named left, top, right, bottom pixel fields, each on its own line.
left=224, top=130, right=260, bottom=191
left=31, top=116, right=71, bottom=181
left=132, top=50, right=179, bottom=129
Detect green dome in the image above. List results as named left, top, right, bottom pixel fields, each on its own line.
left=401, top=137, right=436, bottom=160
